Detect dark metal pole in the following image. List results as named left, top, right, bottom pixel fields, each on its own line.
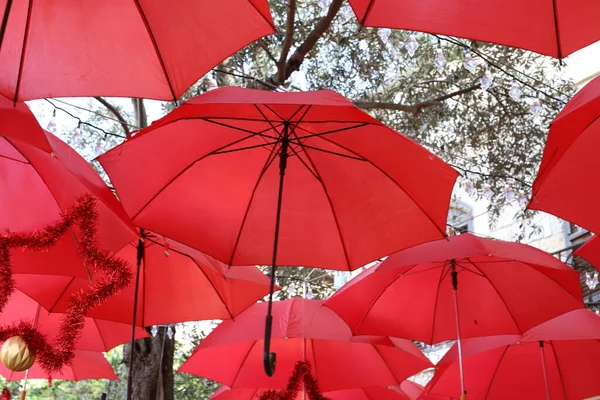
left=539, top=341, right=552, bottom=400
left=451, top=260, right=467, bottom=400
left=126, top=231, right=145, bottom=400
left=0, top=0, right=13, bottom=52
left=264, top=122, right=290, bottom=376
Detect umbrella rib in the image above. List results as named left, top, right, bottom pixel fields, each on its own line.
left=12, top=0, right=32, bottom=102
left=307, top=133, right=449, bottom=240
left=516, top=261, right=585, bottom=307
left=289, top=130, right=352, bottom=270
left=548, top=341, right=568, bottom=400
left=0, top=152, right=30, bottom=164
left=372, top=345, right=402, bottom=385
left=465, top=259, right=523, bottom=334
left=287, top=144, right=319, bottom=180
left=211, top=140, right=280, bottom=155
left=47, top=276, right=76, bottom=313
left=132, top=0, right=177, bottom=100
left=288, top=140, right=367, bottom=161
left=360, top=0, right=376, bottom=25
left=201, top=117, right=281, bottom=140
left=227, top=141, right=281, bottom=265
left=429, top=262, right=449, bottom=344
left=93, top=319, right=109, bottom=352
left=188, top=257, right=234, bottom=320
left=483, top=346, right=511, bottom=399
left=292, top=122, right=371, bottom=141
left=230, top=341, right=259, bottom=387
left=131, top=133, right=261, bottom=221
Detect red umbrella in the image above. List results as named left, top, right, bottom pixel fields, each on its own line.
left=0, top=350, right=118, bottom=381
left=98, top=87, right=458, bottom=374
left=0, top=290, right=148, bottom=352
left=421, top=309, right=600, bottom=400
left=348, top=0, right=599, bottom=58
left=529, top=75, right=600, bottom=233
left=574, top=236, right=600, bottom=269
left=211, top=381, right=424, bottom=400
left=0, top=96, right=137, bottom=277
left=325, top=233, right=584, bottom=398
left=0, top=1, right=275, bottom=101
left=178, top=298, right=432, bottom=392
left=14, top=231, right=274, bottom=326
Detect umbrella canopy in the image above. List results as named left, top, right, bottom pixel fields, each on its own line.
left=13, top=231, right=273, bottom=326
left=99, top=86, right=458, bottom=271
left=0, top=97, right=137, bottom=277
left=529, top=75, right=600, bottom=233
left=210, top=381, right=424, bottom=400
left=0, top=1, right=275, bottom=101
left=574, top=236, right=600, bottom=269
left=421, top=309, right=600, bottom=400
left=0, top=290, right=148, bottom=352
left=178, top=298, right=432, bottom=392
left=325, top=233, right=583, bottom=343
left=0, top=350, right=117, bottom=381
left=347, top=0, right=599, bottom=58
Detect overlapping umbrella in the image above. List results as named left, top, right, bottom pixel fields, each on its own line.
left=98, top=86, right=458, bottom=375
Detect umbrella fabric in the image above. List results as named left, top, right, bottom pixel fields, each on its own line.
left=0, top=290, right=148, bottom=352
left=13, top=232, right=273, bottom=326
left=325, top=233, right=584, bottom=344
left=0, top=1, right=275, bottom=101
left=211, top=381, right=424, bottom=400
left=574, top=236, right=600, bottom=269
left=0, top=97, right=137, bottom=277
left=529, top=75, right=600, bottom=234
left=99, top=87, right=458, bottom=271
left=0, top=351, right=117, bottom=381
left=421, top=309, right=600, bottom=400
left=178, top=298, right=432, bottom=392
left=347, top=0, right=599, bottom=58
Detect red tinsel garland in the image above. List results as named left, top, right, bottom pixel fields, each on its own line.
left=0, top=387, right=10, bottom=400
left=259, top=361, right=329, bottom=400
left=0, top=194, right=133, bottom=373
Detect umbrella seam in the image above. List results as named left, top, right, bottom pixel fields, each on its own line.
left=548, top=341, right=568, bottom=400
left=47, top=276, right=76, bottom=313
left=372, top=344, right=402, bottom=386
left=429, top=261, right=449, bottom=344
left=131, top=0, right=177, bottom=100
left=551, top=0, right=562, bottom=59
left=12, top=0, right=32, bottom=102
left=246, top=0, right=277, bottom=31
left=482, top=345, right=510, bottom=399
left=189, top=257, right=234, bottom=320
left=230, top=341, right=258, bottom=387
left=93, top=319, right=109, bottom=352
left=289, top=129, right=352, bottom=270
left=359, top=0, right=377, bottom=25
left=306, top=133, right=449, bottom=241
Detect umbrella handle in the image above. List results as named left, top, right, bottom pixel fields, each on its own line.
left=263, top=315, right=276, bottom=376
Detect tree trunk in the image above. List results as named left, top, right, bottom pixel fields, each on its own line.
left=123, top=327, right=175, bottom=400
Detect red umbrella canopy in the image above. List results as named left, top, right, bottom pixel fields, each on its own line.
left=325, top=233, right=584, bottom=344
left=210, top=382, right=424, bottom=400
left=98, top=87, right=458, bottom=271
left=0, top=97, right=136, bottom=277
left=348, top=0, right=599, bottom=58
left=178, top=298, right=432, bottom=392
left=0, top=350, right=117, bottom=381
left=529, top=75, right=600, bottom=234
left=0, top=1, right=275, bottom=101
left=574, top=236, right=600, bottom=269
left=422, top=309, right=600, bottom=400
left=13, top=231, right=274, bottom=326
left=0, top=290, right=148, bottom=352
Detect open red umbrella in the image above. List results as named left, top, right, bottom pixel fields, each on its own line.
left=529, top=75, right=600, bottom=233
left=98, top=86, right=458, bottom=375
left=421, top=309, right=600, bottom=400
left=179, top=298, right=432, bottom=392
left=14, top=231, right=274, bottom=326
left=325, top=233, right=584, bottom=398
left=348, top=0, right=599, bottom=58
left=0, top=350, right=118, bottom=381
left=0, top=1, right=275, bottom=101
left=574, top=236, right=600, bottom=270
left=211, top=381, right=424, bottom=400
left=0, top=96, right=137, bottom=277
left=0, top=290, right=148, bottom=352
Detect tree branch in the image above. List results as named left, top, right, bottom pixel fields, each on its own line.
left=277, top=0, right=297, bottom=84
left=94, top=97, right=131, bottom=137
left=258, top=39, right=278, bottom=66
left=355, top=83, right=481, bottom=114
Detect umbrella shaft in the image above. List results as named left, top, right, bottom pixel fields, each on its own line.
left=126, top=234, right=145, bottom=400
left=539, top=341, right=552, bottom=400
left=451, top=261, right=466, bottom=397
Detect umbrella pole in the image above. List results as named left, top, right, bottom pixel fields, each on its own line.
left=0, top=0, right=13, bottom=52
left=264, top=121, right=290, bottom=377
left=126, top=233, right=145, bottom=400
left=450, top=260, right=467, bottom=400
left=539, top=341, right=551, bottom=400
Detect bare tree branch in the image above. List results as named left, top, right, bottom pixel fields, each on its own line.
left=355, top=84, right=481, bottom=114
left=258, top=39, right=278, bottom=66
left=94, top=97, right=131, bottom=137
left=277, top=0, right=297, bottom=84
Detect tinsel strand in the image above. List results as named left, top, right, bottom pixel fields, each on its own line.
left=259, top=361, right=329, bottom=400
left=0, top=194, right=133, bottom=372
